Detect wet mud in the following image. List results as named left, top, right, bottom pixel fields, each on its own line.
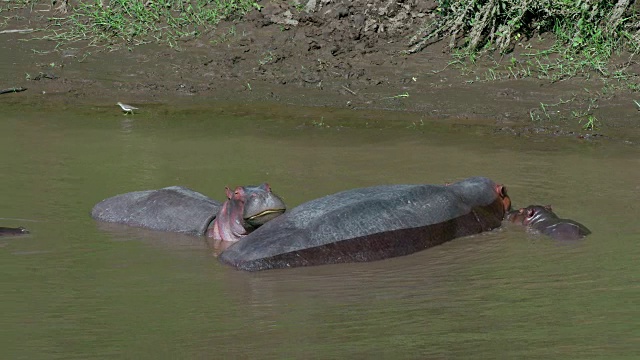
left=1, top=1, right=640, bottom=143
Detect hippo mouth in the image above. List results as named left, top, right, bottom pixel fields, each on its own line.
left=505, top=209, right=523, bottom=223
left=246, top=208, right=286, bottom=226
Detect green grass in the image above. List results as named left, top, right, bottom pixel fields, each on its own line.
left=409, top=0, right=639, bottom=81
left=0, top=0, right=37, bottom=12
left=410, top=1, right=635, bottom=53
left=409, top=0, right=640, bottom=128
left=17, top=0, right=261, bottom=50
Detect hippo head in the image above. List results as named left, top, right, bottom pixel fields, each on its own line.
left=209, top=183, right=286, bottom=242
left=506, top=204, right=590, bottom=240
left=446, top=180, right=511, bottom=215
left=506, top=205, right=556, bottom=226
left=237, top=183, right=287, bottom=227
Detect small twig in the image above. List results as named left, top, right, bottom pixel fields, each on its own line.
left=382, top=92, right=410, bottom=100
left=341, top=85, right=356, bottom=96
left=0, top=29, right=34, bottom=34
left=0, top=87, right=27, bottom=95
left=431, top=60, right=464, bottom=74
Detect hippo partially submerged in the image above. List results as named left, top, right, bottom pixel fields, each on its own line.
left=0, top=226, right=29, bottom=236
left=219, top=177, right=512, bottom=271
left=205, top=184, right=286, bottom=241
left=91, top=183, right=286, bottom=240
left=507, top=205, right=590, bottom=240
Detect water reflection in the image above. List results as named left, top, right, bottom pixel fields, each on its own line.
left=120, top=118, right=134, bottom=133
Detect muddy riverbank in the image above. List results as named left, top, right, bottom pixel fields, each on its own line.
left=2, top=1, right=639, bottom=143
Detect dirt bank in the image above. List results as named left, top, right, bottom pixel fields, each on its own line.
left=2, top=1, right=639, bottom=143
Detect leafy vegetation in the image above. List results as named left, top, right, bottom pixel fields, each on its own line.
left=409, top=0, right=640, bottom=129
left=410, top=1, right=637, bottom=54
left=409, top=0, right=639, bottom=81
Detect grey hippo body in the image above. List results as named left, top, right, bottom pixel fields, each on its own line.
left=91, top=184, right=286, bottom=240
left=507, top=205, right=590, bottom=240
left=219, top=176, right=512, bottom=271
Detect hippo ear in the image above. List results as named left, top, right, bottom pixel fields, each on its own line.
left=260, top=183, right=271, bottom=192
left=225, top=186, right=233, bottom=200
left=497, top=185, right=507, bottom=197
left=234, top=186, right=245, bottom=197
left=527, top=208, right=536, bottom=218
left=544, top=204, right=553, bottom=211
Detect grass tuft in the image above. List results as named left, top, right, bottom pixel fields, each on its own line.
left=15, top=0, right=261, bottom=50
left=409, top=0, right=640, bottom=128
left=408, top=0, right=639, bottom=79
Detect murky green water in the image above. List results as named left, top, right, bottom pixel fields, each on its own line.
left=1, top=102, right=638, bottom=359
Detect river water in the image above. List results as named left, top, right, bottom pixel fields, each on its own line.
left=1, top=101, right=638, bottom=358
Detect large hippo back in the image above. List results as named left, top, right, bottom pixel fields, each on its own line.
left=219, top=177, right=508, bottom=271
left=91, top=186, right=220, bottom=236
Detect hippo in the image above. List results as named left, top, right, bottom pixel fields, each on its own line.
left=219, top=176, right=512, bottom=271
left=91, top=183, right=286, bottom=241
left=0, top=226, right=29, bottom=236
left=506, top=205, right=591, bottom=241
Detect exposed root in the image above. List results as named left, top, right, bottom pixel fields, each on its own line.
left=53, top=0, right=69, bottom=14
left=608, top=0, right=631, bottom=33
left=409, top=0, right=639, bottom=54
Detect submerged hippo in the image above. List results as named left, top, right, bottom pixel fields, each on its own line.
left=506, top=205, right=590, bottom=241
left=219, top=176, right=512, bottom=271
left=91, top=183, right=286, bottom=241
left=0, top=226, right=29, bottom=236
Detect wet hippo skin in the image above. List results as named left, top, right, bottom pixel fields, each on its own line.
left=507, top=205, right=591, bottom=241
left=91, top=184, right=285, bottom=239
left=219, top=176, right=511, bottom=271
left=207, top=183, right=286, bottom=242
